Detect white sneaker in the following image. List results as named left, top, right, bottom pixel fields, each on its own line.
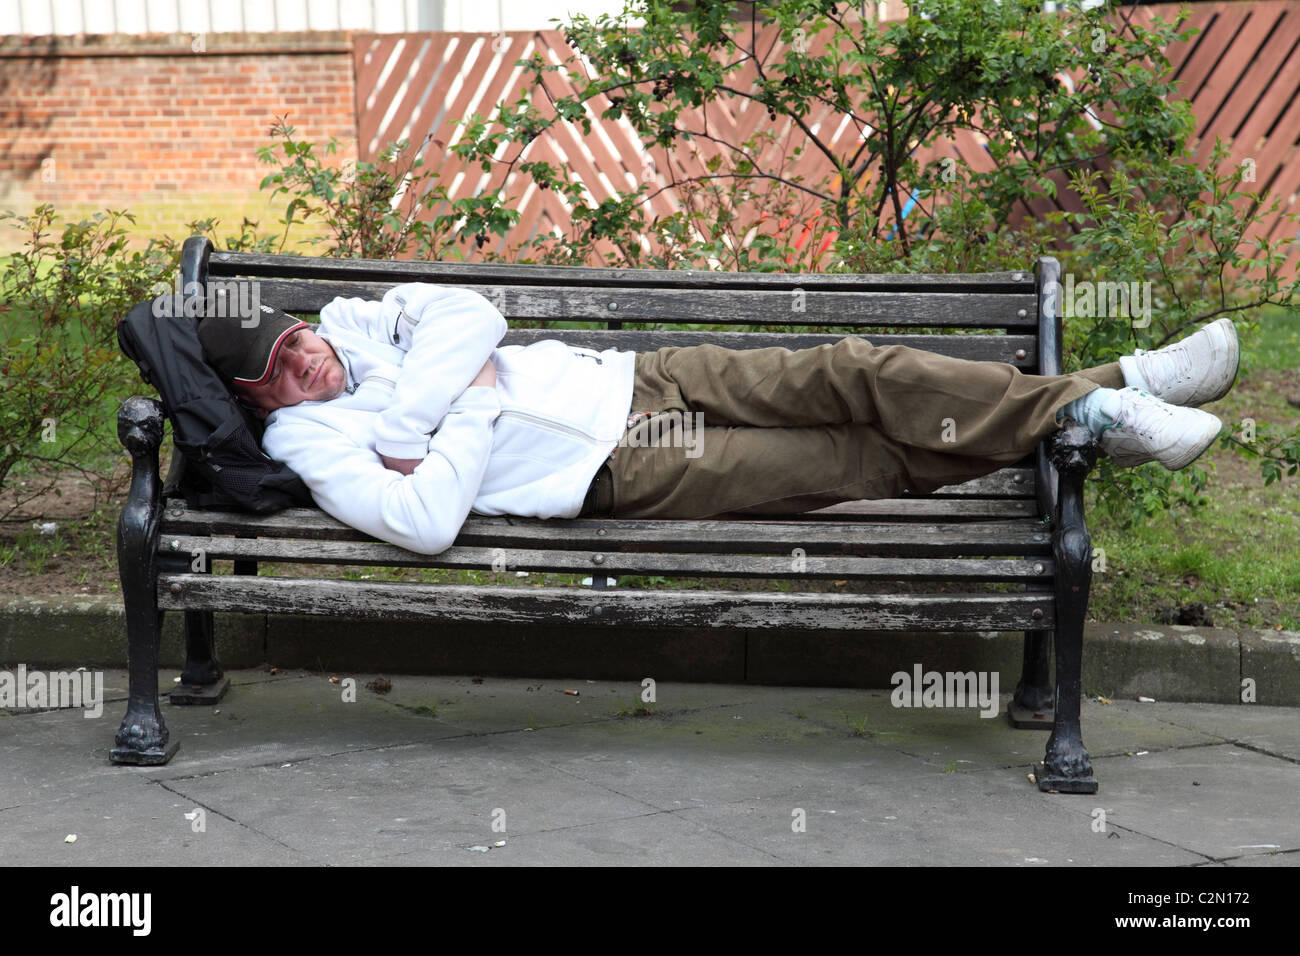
left=1119, top=318, right=1239, bottom=407
left=1099, top=388, right=1222, bottom=471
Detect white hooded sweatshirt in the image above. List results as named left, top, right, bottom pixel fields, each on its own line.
left=260, top=283, right=636, bottom=555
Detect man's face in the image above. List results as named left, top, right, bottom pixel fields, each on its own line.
left=234, top=327, right=346, bottom=417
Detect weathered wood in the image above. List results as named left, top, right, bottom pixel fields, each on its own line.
left=501, top=330, right=1039, bottom=367
left=157, top=475, right=1038, bottom=539
left=159, top=511, right=1054, bottom=557
left=918, top=469, right=1035, bottom=497
left=209, top=249, right=1038, bottom=293
left=239, top=279, right=1037, bottom=329
left=793, top=499, right=1038, bottom=520
left=157, top=574, right=1055, bottom=631
left=164, top=535, right=1057, bottom=581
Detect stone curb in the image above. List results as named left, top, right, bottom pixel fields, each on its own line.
left=1, top=595, right=1295, bottom=706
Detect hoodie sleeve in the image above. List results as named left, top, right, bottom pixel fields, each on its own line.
left=318, top=282, right=508, bottom=460
left=263, top=386, right=501, bottom=555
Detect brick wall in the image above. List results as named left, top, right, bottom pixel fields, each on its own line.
left=0, top=32, right=357, bottom=250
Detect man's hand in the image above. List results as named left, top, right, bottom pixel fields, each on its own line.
left=469, top=357, right=496, bottom=389
left=380, top=454, right=422, bottom=475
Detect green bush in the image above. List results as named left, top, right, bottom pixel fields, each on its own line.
left=0, top=206, right=176, bottom=511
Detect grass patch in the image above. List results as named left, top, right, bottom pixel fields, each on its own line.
left=1087, top=305, right=1300, bottom=630
left=616, top=698, right=659, bottom=718
left=844, top=713, right=872, bottom=737
left=394, top=702, right=439, bottom=718
left=1088, top=496, right=1300, bottom=629
left=1241, top=305, right=1300, bottom=373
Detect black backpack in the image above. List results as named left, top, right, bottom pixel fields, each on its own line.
left=117, top=294, right=313, bottom=513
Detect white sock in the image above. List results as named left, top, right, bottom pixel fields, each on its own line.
left=1057, top=387, right=1123, bottom=438
left=1118, top=353, right=1152, bottom=392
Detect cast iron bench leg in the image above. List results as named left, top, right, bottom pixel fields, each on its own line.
left=169, top=609, right=230, bottom=705
left=160, top=498, right=231, bottom=705
left=110, top=397, right=179, bottom=765
left=1035, top=421, right=1098, bottom=794
left=1010, top=629, right=1054, bottom=729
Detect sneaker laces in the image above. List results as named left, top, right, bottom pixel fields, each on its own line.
left=1114, top=390, right=1165, bottom=441
left=1135, top=344, right=1193, bottom=391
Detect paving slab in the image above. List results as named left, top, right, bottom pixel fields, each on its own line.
left=1105, top=698, right=1300, bottom=763
left=1223, top=850, right=1300, bottom=867
left=0, top=771, right=306, bottom=867
left=507, top=716, right=937, bottom=812
left=765, top=691, right=1219, bottom=771
left=163, top=738, right=664, bottom=865
left=1082, top=745, right=1300, bottom=861
left=368, top=673, right=759, bottom=735
left=3, top=670, right=467, bottom=787
left=672, top=772, right=1206, bottom=866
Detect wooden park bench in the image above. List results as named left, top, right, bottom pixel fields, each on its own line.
left=110, top=236, right=1101, bottom=794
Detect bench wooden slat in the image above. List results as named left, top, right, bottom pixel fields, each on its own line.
left=209, top=251, right=1038, bottom=293
left=157, top=574, right=1056, bottom=631
left=231, top=279, right=1035, bottom=329
left=172, top=535, right=1056, bottom=581
left=499, top=330, right=1038, bottom=367
left=158, top=511, right=1053, bottom=556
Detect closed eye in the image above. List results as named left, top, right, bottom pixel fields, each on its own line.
left=267, top=332, right=301, bottom=383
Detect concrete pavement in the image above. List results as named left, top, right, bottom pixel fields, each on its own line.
left=3, top=668, right=1298, bottom=866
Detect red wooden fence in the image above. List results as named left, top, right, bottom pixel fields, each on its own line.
left=353, top=3, right=1300, bottom=273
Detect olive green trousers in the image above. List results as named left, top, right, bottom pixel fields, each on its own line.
left=581, top=339, right=1124, bottom=518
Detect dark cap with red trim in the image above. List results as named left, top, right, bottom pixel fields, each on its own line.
left=197, top=305, right=309, bottom=387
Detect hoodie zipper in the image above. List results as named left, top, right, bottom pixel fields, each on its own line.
left=497, top=408, right=602, bottom=444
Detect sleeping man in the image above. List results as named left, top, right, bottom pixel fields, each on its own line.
left=197, top=284, right=1238, bottom=555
